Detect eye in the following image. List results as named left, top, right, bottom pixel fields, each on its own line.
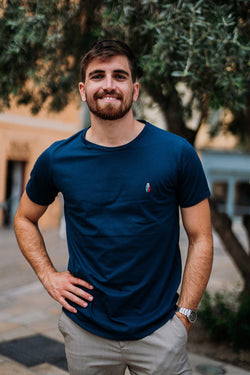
left=115, top=74, right=127, bottom=81
left=91, top=74, right=104, bottom=80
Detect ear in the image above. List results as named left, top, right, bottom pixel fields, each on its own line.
left=133, top=82, right=140, bottom=102
left=79, top=82, right=86, bottom=102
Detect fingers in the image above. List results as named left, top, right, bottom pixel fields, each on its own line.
left=65, top=272, right=94, bottom=305
left=58, top=295, right=79, bottom=314
left=59, top=290, right=90, bottom=314
left=70, top=284, right=93, bottom=302
left=45, top=271, right=94, bottom=314
left=71, top=274, right=94, bottom=291
left=175, top=312, right=191, bottom=333
left=67, top=272, right=94, bottom=293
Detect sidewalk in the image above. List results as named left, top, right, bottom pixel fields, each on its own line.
left=0, top=227, right=249, bottom=375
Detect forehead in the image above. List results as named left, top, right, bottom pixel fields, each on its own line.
left=85, top=55, right=132, bottom=77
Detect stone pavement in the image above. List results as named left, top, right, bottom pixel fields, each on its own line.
left=0, top=225, right=249, bottom=375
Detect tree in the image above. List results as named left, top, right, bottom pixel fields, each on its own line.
left=0, top=0, right=249, bottom=292
left=102, top=0, right=249, bottom=145
left=101, top=0, right=250, bottom=295
left=0, top=0, right=104, bottom=113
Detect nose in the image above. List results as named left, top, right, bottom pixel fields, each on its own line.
left=103, top=74, right=116, bottom=90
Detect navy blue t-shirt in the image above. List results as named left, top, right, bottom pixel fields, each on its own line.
left=26, top=121, right=210, bottom=340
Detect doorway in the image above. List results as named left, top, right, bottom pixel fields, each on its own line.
left=4, top=161, right=25, bottom=226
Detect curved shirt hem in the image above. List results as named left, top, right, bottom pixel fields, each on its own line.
left=62, top=307, right=176, bottom=341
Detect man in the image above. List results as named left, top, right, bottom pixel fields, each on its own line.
left=14, top=40, right=213, bottom=375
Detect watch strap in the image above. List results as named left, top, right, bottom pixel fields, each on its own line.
left=176, top=307, right=191, bottom=316
left=176, top=306, right=197, bottom=323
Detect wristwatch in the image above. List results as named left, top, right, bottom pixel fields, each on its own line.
left=176, top=306, right=197, bottom=323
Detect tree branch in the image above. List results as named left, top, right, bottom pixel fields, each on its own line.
left=210, top=199, right=250, bottom=293
left=243, top=215, right=250, bottom=254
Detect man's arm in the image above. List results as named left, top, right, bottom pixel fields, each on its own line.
left=14, top=191, right=94, bottom=313
left=176, top=198, right=213, bottom=331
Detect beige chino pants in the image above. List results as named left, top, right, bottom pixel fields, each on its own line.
left=58, top=311, right=192, bottom=375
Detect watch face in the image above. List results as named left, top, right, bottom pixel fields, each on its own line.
left=188, top=310, right=197, bottom=323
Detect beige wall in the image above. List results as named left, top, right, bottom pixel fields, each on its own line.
left=0, top=96, right=238, bottom=229
left=0, top=101, right=81, bottom=228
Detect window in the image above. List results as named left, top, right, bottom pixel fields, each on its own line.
left=234, top=181, right=250, bottom=215
left=213, top=181, right=228, bottom=212
left=4, top=160, right=25, bottom=226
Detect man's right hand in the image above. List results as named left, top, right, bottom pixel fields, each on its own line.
left=14, top=192, right=94, bottom=314
left=43, top=270, right=94, bottom=314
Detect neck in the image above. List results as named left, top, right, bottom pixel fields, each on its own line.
left=86, top=111, right=145, bottom=147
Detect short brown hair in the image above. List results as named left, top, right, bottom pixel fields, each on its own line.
left=80, top=40, right=138, bottom=82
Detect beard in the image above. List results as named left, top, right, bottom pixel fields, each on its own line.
left=85, top=89, right=134, bottom=121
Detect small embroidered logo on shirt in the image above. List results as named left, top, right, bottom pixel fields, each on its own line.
left=145, top=182, right=151, bottom=193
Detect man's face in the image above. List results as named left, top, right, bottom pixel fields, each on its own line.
left=79, top=55, right=139, bottom=121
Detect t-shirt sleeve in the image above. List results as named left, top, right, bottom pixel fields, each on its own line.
left=26, top=146, right=59, bottom=205
left=178, top=141, right=210, bottom=208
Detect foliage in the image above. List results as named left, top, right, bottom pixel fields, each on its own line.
left=0, top=0, right=104, bottom=114
left=1, top=0, right=250, bottom=290
left=0, top=1, right=249, bottom=143
left=199, top=290, right=250, bottom=350
left=1, top=0, right=250, bottom=311
left=102, top=0, right=250, bottom=144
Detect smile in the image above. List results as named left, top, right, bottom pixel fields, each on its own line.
left=99, top=96, right=120, bottom=102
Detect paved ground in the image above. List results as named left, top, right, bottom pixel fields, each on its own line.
left=0, top=223, right=249, bottom=375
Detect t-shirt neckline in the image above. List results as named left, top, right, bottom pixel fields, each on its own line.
left=81, top=120, right=148, bottom=151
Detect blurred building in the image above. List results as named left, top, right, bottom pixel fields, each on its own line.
left=145, top=100, right=250, bottom=219
left=202, top=150, right=250, bottom=218
left=0, top=95, right=248, bottom=229
left=197, top=120, right=250, bottom=219
left=0, top=101, right=82, bottom=228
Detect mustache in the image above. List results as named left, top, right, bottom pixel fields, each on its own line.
left=93, top=89, right=122, bottom=100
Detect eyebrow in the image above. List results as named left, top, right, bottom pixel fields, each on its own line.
left=88, top=69, right=130, bottom=78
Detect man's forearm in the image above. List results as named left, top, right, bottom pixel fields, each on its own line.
left=14, top=192, right=94, bottom=313
left=14, top=214, right=94, bottom=313
left=178, top=236, right=213, bottom=310
left=14, top=216, right=56, bottom=285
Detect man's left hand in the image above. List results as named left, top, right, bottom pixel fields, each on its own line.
left=175, top=312, right=191, bottom=333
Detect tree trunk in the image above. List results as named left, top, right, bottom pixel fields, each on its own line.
left=143, top=83, right=250, bottom=295
left=210, top=199, right=250, bottom=294
left=143, top=81, right=197, bottom=144
left=243, top=215, right=250, bottom=253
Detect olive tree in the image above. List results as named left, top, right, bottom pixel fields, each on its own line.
left=101, top=0, right=250, bottom=294
left=0, top=0, right=249, bottom=293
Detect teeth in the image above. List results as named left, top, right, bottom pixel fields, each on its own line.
left=102, top=97, right=117, bottom=101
